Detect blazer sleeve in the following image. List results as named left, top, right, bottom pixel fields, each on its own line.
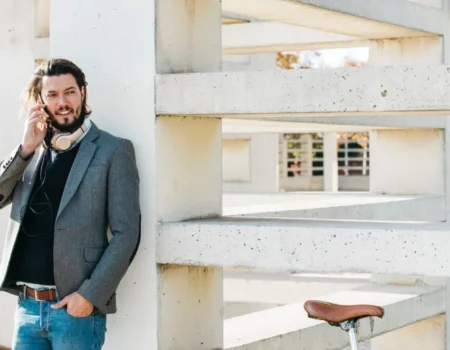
left=0, top=146, right=33, bottom=210
left=77, top=139, right=141, bottom=309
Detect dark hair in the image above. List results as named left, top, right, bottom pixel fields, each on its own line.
left=22, top=58, right=91, bottom=117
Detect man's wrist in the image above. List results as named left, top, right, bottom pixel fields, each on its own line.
left=18, top=144, right=35, bottom=160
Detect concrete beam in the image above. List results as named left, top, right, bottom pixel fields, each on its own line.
left=223, top=193, right=445, bottom=222
left=222, top=116, right=446, bottom=134
left=244, top=115, right=447, bottom=130
left=222, top=22, right=364, bottom=55
left=221, top=12, right=253, bottom=25
left=156, top=65, right=450, bottom=118
left=222, top=119, right=376, bottom=133
left=224, top=285, right=445, bottom=349
left=157, top=218, right=450, bottom=277
left=222, top=0, right=447, bottom=38
left=224, top=270, right=371, bottom=305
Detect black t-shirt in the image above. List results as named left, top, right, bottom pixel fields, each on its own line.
left=8, top=144, right=80, bottom=285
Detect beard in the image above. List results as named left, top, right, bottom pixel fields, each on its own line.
left=48, top=107, right=86, bottom=134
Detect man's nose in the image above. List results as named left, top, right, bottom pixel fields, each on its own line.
left=57, top=95, right=69, bottom=106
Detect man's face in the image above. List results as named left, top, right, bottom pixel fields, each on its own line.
left=40, top=74, right=85, bottom=133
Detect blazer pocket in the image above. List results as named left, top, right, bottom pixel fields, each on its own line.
left=83, top=247, right=105, bottom=263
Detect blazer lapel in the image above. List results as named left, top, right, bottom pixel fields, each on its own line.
left=56, top=123, right=99, bottom=220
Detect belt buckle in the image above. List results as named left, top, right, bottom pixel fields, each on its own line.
left=34, top=289, right=44, bottom=302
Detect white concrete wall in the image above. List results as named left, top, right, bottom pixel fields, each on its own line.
left=0, top=0, right=39, bottom=346
left=223, top=133, right=279, bottom=193
left=50, top=0, right=158, bottom=349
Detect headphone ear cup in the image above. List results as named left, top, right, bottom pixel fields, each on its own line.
left=47, top=121, right=88, bottom=151
left=52, top=134, right=72, bottom=151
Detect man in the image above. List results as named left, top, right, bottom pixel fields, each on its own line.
left=0, top=58, right=141, bottom=349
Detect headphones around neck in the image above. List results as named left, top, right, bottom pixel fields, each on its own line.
left=44, top=121, right=89, bottom=152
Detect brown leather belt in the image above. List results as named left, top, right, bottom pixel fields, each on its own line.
left=21, top=285, right=57, bottom=301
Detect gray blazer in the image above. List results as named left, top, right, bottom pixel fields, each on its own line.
left=0, top=122, right=140, bottom=314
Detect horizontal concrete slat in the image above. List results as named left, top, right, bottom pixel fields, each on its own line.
left=222, top=22, right=363, bottom=55
left=232, top=115, right=447, bottom=130
left=222, top=0, right=447, bottom=38
left=223, top=194, right=446, bottom=222
left=157, top=218, right=450, bottom=276
left=156, top=65, right=450, bottom=117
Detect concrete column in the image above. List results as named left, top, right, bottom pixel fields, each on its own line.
left=156, top=1, right=223, bottom=350
left=0, top=0, right=38, bottom=347
left=370, top=129, right=444, bottom=195
left=35, top=0, right=50, bottom=38
left=368, top=37, right=445, bottom=197
left=156, top=116, right=222, bottom=222
left=368, top=37, right=446, bottom=350
left=158, top=266, right=223, bottom=349
left=323, top=132, right=338, bottom=192
left=156, top=0, right=221, bottom=74
left=50, top=0, right=158, bottom=349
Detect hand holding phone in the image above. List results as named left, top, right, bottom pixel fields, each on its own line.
left=20, top=104, right=49, bottom=159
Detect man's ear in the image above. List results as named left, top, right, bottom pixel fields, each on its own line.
left=81, top=86, right=86, bottom=101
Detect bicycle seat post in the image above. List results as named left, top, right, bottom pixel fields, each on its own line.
left=342, top=319, right=358, bottom=350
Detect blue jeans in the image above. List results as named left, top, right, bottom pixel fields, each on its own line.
left=12, top=292, right=107, bottom=349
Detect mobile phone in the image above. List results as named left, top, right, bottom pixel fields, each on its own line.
left=38, top=94, right=51, bottom=126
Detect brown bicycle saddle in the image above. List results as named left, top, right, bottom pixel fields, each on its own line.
left=304, top=300, right=384, bottom=324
